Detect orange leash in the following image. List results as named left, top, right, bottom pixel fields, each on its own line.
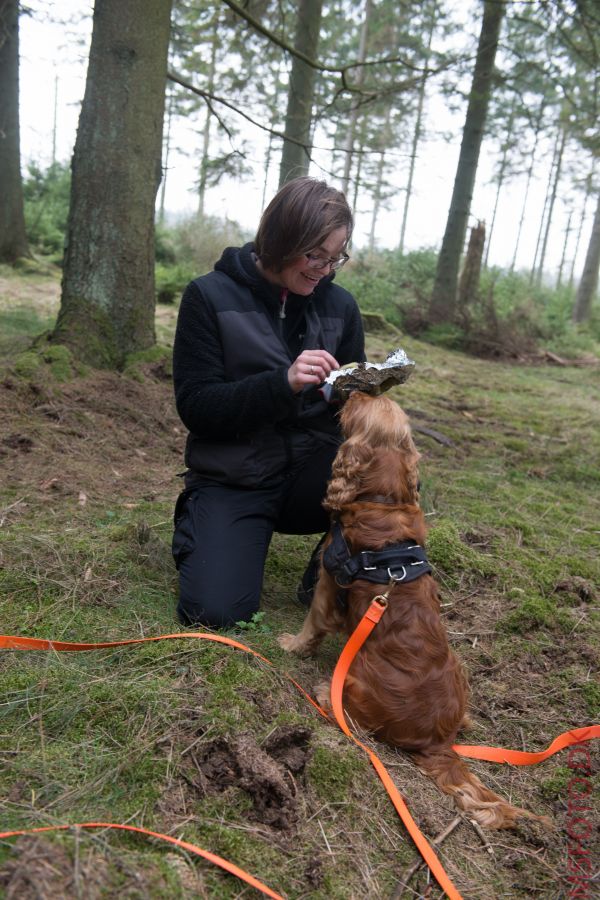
left=3, top=627, right=599, bottom=900
left=453, top=726, right=600, bottom=764
left=0, top=822, right=283, bottom=899
left=0, top=631, right=326, bottom=719
left=330, top=594, right=464, bottom=900
left=329, top=596, right=600, bottom=900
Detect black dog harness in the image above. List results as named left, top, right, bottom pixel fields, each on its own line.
left=322, top=519, right=431, bottom=589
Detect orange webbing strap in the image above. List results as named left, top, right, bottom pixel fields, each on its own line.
left=3, top=629, right=599, bottom=900
left=0, top=823, right=284, bottom=899
left=330, top=598, right=464, bottom=900
left=0, top=632, right=326, bottom=719
left=330, top=600, right=600, bottom=900
left=453, top=725, right=600, bottom=764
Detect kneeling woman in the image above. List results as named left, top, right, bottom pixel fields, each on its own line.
left=172, top=176, right=365, bottom=627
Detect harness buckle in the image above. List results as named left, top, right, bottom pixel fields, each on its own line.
left=388, top=565, right=407, bottom=582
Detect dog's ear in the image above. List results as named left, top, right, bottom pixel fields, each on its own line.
left=324, top=442, right=373, bottom=511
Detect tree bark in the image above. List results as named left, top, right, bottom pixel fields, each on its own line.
left=569, top=164, right=594, bottom=289
left=572, top=192, right=600, bottom=323
left=340, top=0, right=371, bottom=196
left=53, top=0, right=173, bottom=368
left=278, top=0, right=324, bottom=185
left=535, top=124, right=566, bottom=286
left=429, top=0, right=504, bottom=323
left=457, top=220, right=486, bottom=310
left=510, top=101, right=545, bottom=274
left=198, top=11, right=219, bottom=218
left=0, top=0, right=29, bottom=263
left=399, top=6, right=436, bottom=254
left=484, top=99, right=515, bottom=268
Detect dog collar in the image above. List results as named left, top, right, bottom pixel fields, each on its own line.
left=323, top=519, right=431, bottom=588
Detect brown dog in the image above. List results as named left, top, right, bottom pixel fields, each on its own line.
left=279, top=391, right=549, bottom=829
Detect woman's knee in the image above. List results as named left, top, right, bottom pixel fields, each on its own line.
left=176, top=581, right=259, bottom=629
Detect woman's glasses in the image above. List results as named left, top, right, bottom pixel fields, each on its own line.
left=305, top=252, right=350, bottom=272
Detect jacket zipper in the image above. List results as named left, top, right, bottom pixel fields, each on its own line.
left=279, top=288, right=288, bottom=319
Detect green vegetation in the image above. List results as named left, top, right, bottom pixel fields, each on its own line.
left=23, top=162, right=71, bottom=261
left=16, top=166, right=599, bottom=362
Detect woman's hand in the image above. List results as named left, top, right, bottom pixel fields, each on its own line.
left=287, top=349, right=339, bottom=393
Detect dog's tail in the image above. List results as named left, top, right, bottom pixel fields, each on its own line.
left=413, top=747, right=552, bottom=830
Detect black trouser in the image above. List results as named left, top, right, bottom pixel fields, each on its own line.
left=171, top=443, right=336, bottom=628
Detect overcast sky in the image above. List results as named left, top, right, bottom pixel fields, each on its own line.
left=18, top=0, right=593, bottom=283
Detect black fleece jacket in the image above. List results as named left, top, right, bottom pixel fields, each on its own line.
left=173, top=243, right=365, bottom=443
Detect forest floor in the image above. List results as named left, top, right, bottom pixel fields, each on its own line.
left=0, top=268, right=599, bottom=899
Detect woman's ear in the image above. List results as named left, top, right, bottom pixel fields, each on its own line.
left=324, top=442, right=373, bottom=511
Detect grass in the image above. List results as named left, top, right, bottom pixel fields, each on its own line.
left=0, top=272, right=599, bottom=898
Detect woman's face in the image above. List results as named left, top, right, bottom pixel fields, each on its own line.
left=263, top=226, right=349, bottom=296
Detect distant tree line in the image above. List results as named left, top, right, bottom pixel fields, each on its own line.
left=0, top=0, right=598, bottom=366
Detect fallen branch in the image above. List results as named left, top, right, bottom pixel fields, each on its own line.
left=413, top=424, right=454, bottom=447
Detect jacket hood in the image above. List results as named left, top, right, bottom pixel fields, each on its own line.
left=215, top=243, right=262, bottom=288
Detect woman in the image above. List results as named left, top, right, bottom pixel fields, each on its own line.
left=172, top=176, right=365, bottom=627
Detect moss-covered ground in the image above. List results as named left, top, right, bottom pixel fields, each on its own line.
left=0, top=272, right=598, bottom=898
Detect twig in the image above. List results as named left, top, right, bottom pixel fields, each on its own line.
left=391, top=815, right=462, bottom=899
left=412, top=424, right=454, bottom=446
left=468, top=817, right=495, bottom=854
left=317, top=818, right=334, bottom=856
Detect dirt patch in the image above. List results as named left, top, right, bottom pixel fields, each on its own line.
left=196, top=725, right=312, bottom=830
left=0, top=367, right=182, bottom=513
left=158, top=724, right=313, bottom=833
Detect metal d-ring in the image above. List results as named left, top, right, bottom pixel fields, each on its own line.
left=388, top=565, right=407, bottom=582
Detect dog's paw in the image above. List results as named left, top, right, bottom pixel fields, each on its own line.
left=314, top=680, right=332, bottom=713
left=278, top=632, right=302, bottom=653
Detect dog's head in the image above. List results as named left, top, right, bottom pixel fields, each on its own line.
left=325, top=391, right=420, bottom=511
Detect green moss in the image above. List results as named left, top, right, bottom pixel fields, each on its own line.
left=500, top=593, right=558, bottom=632
left=12, top=341, right=85, bottom=382
left=426, top=519, right=497, bottom=585
left=581, top=681, right=600, bottom=717
left=12, top=348, right=43, bottom=378
left=123, top=344, right=173, bottom=381
left=307, top=745, right=364, bottom=804
left=540, top=765, right=571, bottom=800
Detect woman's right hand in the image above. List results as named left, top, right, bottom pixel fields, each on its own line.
left=287, top=349, right=339, bottom=393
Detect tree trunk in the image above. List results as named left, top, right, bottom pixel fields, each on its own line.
left=556, top=209, right=572, bottom=289
left=510, top=102, right=545, bottom=273
left=340, top=0, right=371, bottom=195
left=535, top=124, right=566, bottom=286
left=278, top=0, right=324, bottom=185
left=399, top=6, right=436, bottom=254
left=158, top=88, right=174, bottom=224
left=53, top=0, right=173, bottom=368
left=429, top=0, right=504, bottom=323
left=484, top=99, right=515, bottom=268
left=572, top=192, right=600, bottom=323
left=457, top=220, right=486, bottom=311
left=0, top=0, right=29, bottom=263
left=568, top=166, right=594, bottom=289
left=198, top=12, right=219, bottom=218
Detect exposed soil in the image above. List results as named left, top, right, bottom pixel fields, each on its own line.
left=157, top=724, right=313, bottom=833
left=0, top=364, right=183, bottom=515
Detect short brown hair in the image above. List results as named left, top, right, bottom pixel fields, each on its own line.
left=255, top=176, right=353, bottom=272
